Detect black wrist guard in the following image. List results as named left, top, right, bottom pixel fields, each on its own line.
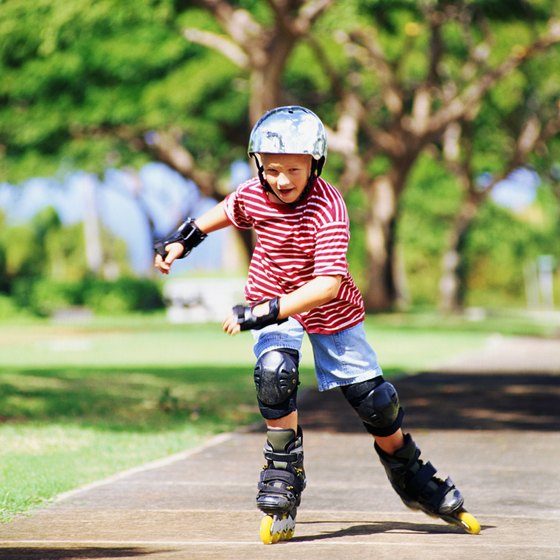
left=233, top=297, right=287, bottom=331
left=154, top=218, right=207, bottom=260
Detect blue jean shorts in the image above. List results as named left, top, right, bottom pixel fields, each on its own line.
left=251, top=318, right=383, bottom=391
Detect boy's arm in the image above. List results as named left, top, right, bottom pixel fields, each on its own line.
left=275, top=275, right=342, bottom=318
left=223, top=275, right=342, bottom=335
left=154, top=201, right=230, bottom=274
left=194, top=201, right=231, bottom=233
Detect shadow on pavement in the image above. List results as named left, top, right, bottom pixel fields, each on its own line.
left=299, top=372, right=560, bottom=432
left=0, top=548, right=163, bottom=560
left=292, top=518, right=494, bottom=541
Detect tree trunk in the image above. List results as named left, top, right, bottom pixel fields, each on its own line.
left=81, top=174, right=104, bottom=276
left=247, top=33, right=296, bottom=124
left=439, top=195, right=480, bottom=313
left=361, top=147, right=417, bottom=312
left=362, top=176, right=400, bottom=311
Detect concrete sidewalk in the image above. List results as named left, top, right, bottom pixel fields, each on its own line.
left=1, top=335, right=559, bottom=560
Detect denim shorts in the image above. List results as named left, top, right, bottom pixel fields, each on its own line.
left=251, top=318, right=383, bottom=391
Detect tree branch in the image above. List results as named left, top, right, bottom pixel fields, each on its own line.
left=183, top=28, right=249, bottom=68
left=428, top=17, right=560, bottom=134
left=346, top=29, right=403, bottom=116
left=191, top=0, right=262, bottom=53
left=294, top=0, right=335, bottom=34
left=143, top=129, right=219, bottom=199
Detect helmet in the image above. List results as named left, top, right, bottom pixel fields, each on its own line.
left=248, top=106, right=327, bottom=162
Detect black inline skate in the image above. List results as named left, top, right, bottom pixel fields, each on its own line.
left=375, top=434, right=480, bottom=534
left=257, top=427, right=306, bottom=544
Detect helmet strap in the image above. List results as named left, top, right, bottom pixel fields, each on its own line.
left=291, top=158, right=320, bottom=207
left=253, top=156, right=278, bottom=201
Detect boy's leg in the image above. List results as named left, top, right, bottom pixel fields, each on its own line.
left=253, top=347, right=306, bottom=513
left=251, top=320, right=307, bottom=541
left=308, top=324, right=470, bottom=527
left=266, top=410, right=298, bottom=431
left=341, top=377, right=467, bottom=523
left=374, top=429, right=406, bottom=454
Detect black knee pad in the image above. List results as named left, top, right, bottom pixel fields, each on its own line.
left=341, top=377, right=404, bottom=437
left=254, top=348, right=300, bottom=420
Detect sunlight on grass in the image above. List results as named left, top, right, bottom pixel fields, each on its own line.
left=0, top=309, right=555, bottom=522
left=0, top=423, right=214, bottom=523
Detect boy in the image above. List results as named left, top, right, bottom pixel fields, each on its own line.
left=154, top=106, right=480, bottom=543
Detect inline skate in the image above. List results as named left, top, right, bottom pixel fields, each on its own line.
left=375, top=433, right=481, bottom=534
left=257, top=427, right=306, bottom=544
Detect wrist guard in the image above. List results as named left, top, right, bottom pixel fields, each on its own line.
left=154, top=218, right=207, bottom=259
left=233, top=297, right=287, bottom=331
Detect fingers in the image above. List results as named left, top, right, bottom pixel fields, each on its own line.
left=222, top=313, right=241, bottom=336
left=154, top=243, right=183, bottom=274
left=154, top=253, right=169, bottom=274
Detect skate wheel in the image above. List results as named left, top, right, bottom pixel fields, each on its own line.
left=260, top=515, right=275, bottom=545
left=271, top=530, right=282, bottom=544
left=457, top=511, right=481, bottom=535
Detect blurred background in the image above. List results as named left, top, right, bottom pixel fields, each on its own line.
left=1, top=0, right=560, bottom=523
left=1, top=0, right=559, bottom=319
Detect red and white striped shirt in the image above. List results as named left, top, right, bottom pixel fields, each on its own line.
left=224, top=177, right=365, bottom=334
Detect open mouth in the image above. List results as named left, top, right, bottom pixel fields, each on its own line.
left=277, top=188, right=295, bottom=196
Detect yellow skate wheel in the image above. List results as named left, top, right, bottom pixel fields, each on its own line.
left=457, top=511, right=481, bottom=535
left=260, top=515, right=274, bottom=545
left=271, top=530, right=282, bottom=544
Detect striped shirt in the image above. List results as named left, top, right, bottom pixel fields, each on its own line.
left=224, top=177, right=365, bottom=334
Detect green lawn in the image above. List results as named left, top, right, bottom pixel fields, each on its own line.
left=0, top=310, right=555, bottom=522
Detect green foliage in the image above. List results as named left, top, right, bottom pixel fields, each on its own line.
left=396, top=153, right=560, bottom=308
left=12, top=277, right=164, bottom=317
left=397, top=154, right=462, bottom=305
left=82, top=277, right=164, bottom=314
left=0, top=203, right=159, bottom=317
left=0, top=0, right=253, bottom=181
left=2, top=0, right=559, bottom=311
left=345, top=186, right=369, bottom=289
left=0, top=293, right=28, bottom=320
left=463, top=187, right=559, bottom=307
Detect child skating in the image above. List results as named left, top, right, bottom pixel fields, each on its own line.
left=154, top=106, right=480, bottom=543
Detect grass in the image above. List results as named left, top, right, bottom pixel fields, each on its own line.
left=0, top=308, right=557, bottom=522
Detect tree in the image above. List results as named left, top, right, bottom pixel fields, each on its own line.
left=2, top=0, right=559, bottom=310
left=181, top=0, right=334, bottom=125
left=158, top=0, right=335, bottom=254
left=0, top=0, right=245, bottom=194
left=312, top=0, right=560, bottom=310
left=0, top=0, right=333, bottom=259
left=437, top=47, right=560, bottom=311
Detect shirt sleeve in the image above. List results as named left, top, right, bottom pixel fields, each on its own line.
left=224, top=187, right=254, bottom=229
left=314, top=221, right=350, bottom=277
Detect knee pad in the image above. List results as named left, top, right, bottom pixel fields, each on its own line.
left=254, top=349, right=300, bottom=419
left=341, top=377, right=404, bottom=437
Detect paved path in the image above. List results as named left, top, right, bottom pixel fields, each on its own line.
left=1, top=335, right=559, bottom=560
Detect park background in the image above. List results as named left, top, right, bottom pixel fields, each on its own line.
left=1, top=0, right=559, bottom=523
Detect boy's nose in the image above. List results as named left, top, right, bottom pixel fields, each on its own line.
left=278, top=173, right=290, bottom=186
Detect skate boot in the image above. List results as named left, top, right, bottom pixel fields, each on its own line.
left=375, top=434, right=480, bottom=534
left=257, top=427, right=306, bottom=544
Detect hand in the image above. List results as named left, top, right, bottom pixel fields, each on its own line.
left=222, top=312, right=241, bottom=336
left=222, top=302, right=270, bottom=336
left=154, top=242, right=184, bottom=275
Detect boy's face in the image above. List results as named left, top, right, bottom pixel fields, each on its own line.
left=260, top=153, right=313, bottom=205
